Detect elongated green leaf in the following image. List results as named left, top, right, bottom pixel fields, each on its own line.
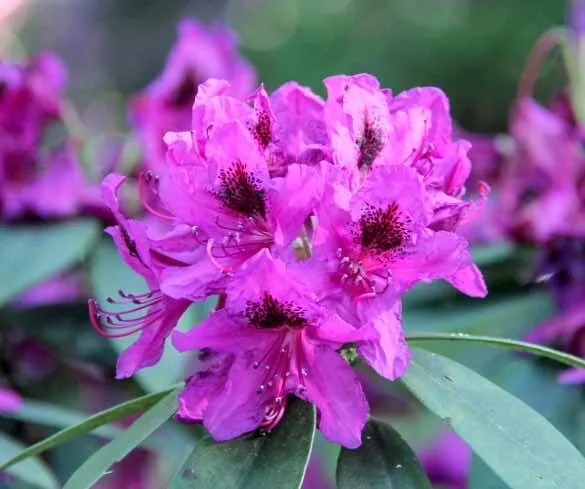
left=89, top=239, right=214, bottom=393
left=4, top=399, right=120, bottom=439
left=336, top=418, right=432, bottom=489
left=62, top=389, right=178, bottom=489
left=0, top=432, right=59, bottom=489
left=0, top=219, right=99, bottom=305
left=0, top=386, right=177, bottom=470
left=406, top=332, right=585, bottom=370
left=402, top=349, right=585, bottom=489
left=170, top=397, right=316, bottom=489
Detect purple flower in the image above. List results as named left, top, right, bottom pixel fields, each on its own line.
left=0, top=386, right=22, bottom=413
left=173, top=250, right=376, bottom=448
left=323, top=74, right=488, bottom=245
left=89, top=174, right=190, bottom=379
left=148, top=89, right=324, bottom=299
left=308, top=165, right=484, bottom=379
left=418, top=430, right=471, bottom=489
left=92, top=74, right=488, bottom=444
left=0, top=53, right=102, bottom=221
left=489, top=97, right=584, bottom=243
left=130, top=19, right=256, bottom=171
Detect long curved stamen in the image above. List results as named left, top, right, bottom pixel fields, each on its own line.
left=139, top=171, right=175, bottom=221
left=206, top=239, right=234, bottom=273
left=88, top=289, right=165, bottom=338
left=205, top=216, right=273, bottom=270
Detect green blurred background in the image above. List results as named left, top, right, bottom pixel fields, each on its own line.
left=3, top=0, right=565, bottom=136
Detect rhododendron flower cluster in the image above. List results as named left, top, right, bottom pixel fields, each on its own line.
left=91, top=74, right=487, bottom=447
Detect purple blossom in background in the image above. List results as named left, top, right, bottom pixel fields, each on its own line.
left=0, top=386, right=22, bottom=413
left=0, top=51, right=83, bottom=220
left=460, top=27, right=585, bottom=383
left=419, top=430, right=471, bottom=489
left=14, top=271, right=86, bottom=308
left=93, top=449, right=158, bottom=489
left=130, top=19, right=256, bottom=171
left=93, top=72, right=487, bottom=447
left=570, top=0, right=585, bottom=36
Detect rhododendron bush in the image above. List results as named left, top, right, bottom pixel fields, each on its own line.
left=1, top=3, right=585, bottom=489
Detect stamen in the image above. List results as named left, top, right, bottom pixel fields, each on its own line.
left=88, top=289, right=165, bottom=338
left=336, top=251, right=391, bottom=298
left=206, top=239, right=234, bottom=273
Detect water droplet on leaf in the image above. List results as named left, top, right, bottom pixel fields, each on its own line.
left=182, top=468, right=197, bottom=480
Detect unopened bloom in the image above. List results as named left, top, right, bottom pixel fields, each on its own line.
left=89, top=174, right=189, bottom=378
left=130, top=19, right=256, bottom=170
left=174, top=250, right=388, bottom=448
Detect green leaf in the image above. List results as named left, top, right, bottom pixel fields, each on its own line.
left=0, top=219, right=99, bottom=305
left=89, top=239, right=214, bottom=393
left=4, top=399, right=120, bottom=439
left=406, top=332, right=585, bottom=371
left=0, top=386, right=177, bottom=471
left=62, top=389, right=178, bottom=489
left=402, top=349, right=585, bottom=489
left=170, top=397, right=316, bottom=489
left=468, top=355, right=585, bottom=489
left=336, top=418, right=432, bottom=489
left=0, top=432, right=59, bottom=489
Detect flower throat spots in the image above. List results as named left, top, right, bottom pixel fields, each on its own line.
left=357, top=119, right=384, bottom=171
left=217, top=160, right=267, bottom=218
left=357, top=202, right=408, bottom=253
left=245, top=293, right=308, bottom=329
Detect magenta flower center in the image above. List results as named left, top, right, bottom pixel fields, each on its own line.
left=216, top=160, right=267, bottom=218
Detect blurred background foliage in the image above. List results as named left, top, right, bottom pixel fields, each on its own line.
left=1, top=0, right=565, bottom=135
